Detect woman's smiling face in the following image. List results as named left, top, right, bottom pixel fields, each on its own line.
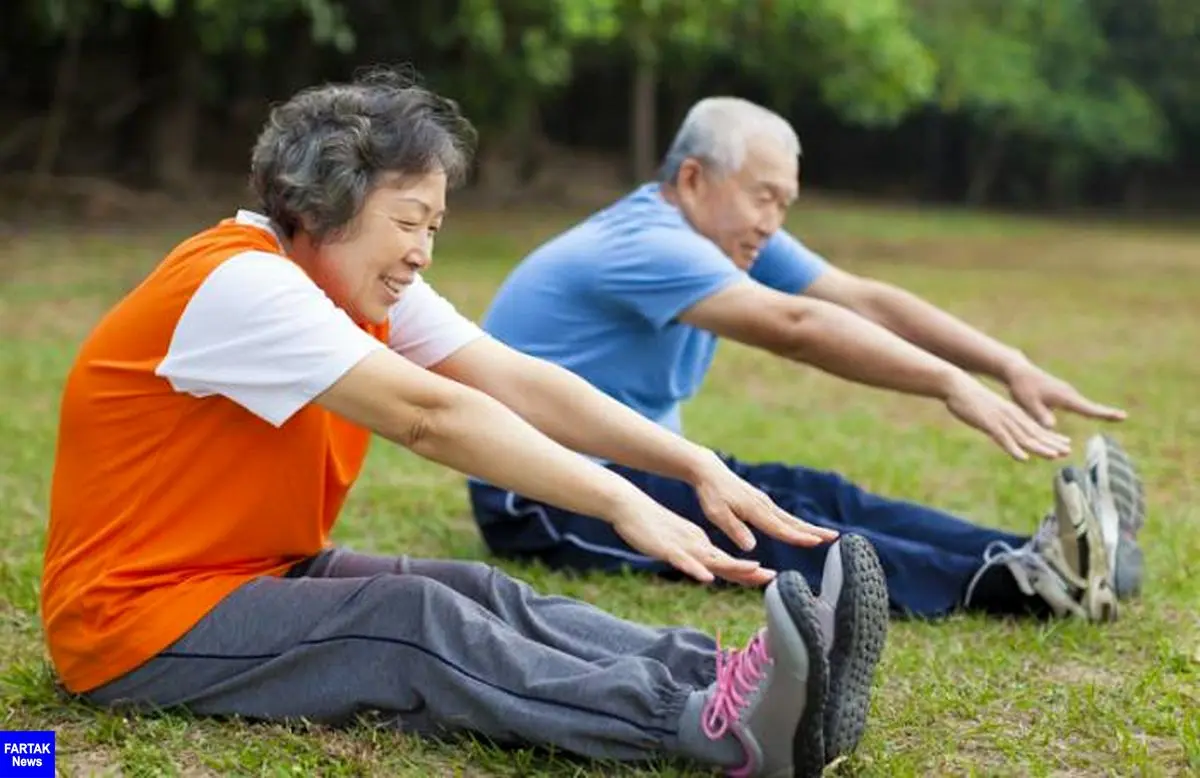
left=296, top=170, right=447, bottom=324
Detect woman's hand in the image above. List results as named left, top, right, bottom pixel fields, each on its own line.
left=607, top=492, right=776, bottom=586
left=688, top=450, right=839, bottom=553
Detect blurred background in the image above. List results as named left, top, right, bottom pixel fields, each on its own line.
left=2, top=0, right=1199, bottom=222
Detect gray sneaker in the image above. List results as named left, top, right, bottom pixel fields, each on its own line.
left=1084, top=434, right=1146, bottom=599
left=696, top=571, right=830, bottom=778
left=812, top=535, right=889, bottom=764
left=964, top=467, right=1117, bottom=622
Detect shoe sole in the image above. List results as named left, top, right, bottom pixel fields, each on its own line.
left=1058, top=469, right=1119, bottom=622
left=775, top=572, right=830, bottom=778
left=823, top=535, right=889, bottom=764
left=1092, top=435, right=1146, bottom=530
left=1086, top=435, right=1146, bottom=598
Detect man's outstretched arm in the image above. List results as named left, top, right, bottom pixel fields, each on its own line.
left=804, top=267, right=1126, bottom=428
left=677, top=278, right=1073, bottom=461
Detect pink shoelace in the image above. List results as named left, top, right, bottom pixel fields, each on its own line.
left=701, top=628, right=772, bottom=742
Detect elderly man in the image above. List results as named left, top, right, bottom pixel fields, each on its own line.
left=469, top=96, right=1147, bottom=623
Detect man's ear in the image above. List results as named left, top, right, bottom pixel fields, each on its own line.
left=675, top=158, right=706, bottom=195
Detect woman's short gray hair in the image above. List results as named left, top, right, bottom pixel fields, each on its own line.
left=658, top=97, right=800, bottom=183
left=250, top=66, right=477, bottom=241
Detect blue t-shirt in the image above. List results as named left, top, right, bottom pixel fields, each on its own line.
left=482, top=183, right=829, bottom=434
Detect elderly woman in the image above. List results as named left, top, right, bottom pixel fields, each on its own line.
left=40, top=68, right=887, bottom=778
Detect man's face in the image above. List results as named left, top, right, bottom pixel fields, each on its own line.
left=676, top=138, right=799, bottom=270
left=304, top=171, right=446, bottom=324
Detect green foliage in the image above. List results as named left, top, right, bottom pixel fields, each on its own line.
left=429, top=0, right=624, bottom=132
left=25, top=0, right=95, bottom=36
left=11, top=0, right=1199, bottom=204
left=113, top=0, right=355, bottom=53
left=609, top=0, right=936, bottom=126
left=446, top=0, right=620, bottom=89
left=1092, top=0, right=1200, bottom=125
left=435, top=0, right=938, bottom=132
left=913, top=0, right=1171, bottom=162
left=736, top=0, right=937, bottom=126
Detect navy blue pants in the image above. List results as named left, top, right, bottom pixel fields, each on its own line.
left=468, top=454, right=1037, bottom=619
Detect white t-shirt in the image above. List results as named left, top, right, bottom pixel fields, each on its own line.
left=155, top=250, right=485, bottom=427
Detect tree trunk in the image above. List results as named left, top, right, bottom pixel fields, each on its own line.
left=31, top=13, right=84, bottom=191
left=475, top=95, right=542, bottom=201
left=1044, top=153, right=1083, bottom=210
left=148, top=0, right=203, bottom=191
left=965, top=126, right=1009, bottom=206
left=922, top=106, right=944, bottom=201
left=630, top=45, right=658, bottom=183
left=1122, top=164, right=1146, bottom=212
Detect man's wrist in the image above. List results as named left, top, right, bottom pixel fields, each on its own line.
left=996, top=348, right=1033, bottom=383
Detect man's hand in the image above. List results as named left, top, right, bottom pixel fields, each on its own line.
left=687, top=451, right=839, bottom=552
left=1005, top=362, right=1127, bottom=429
left=607, top=494, right=777, bottom=586
left=943, top=372, right=1074, bottom=461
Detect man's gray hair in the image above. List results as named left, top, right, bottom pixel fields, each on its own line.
left=658, top=97, right=800, bottom=183
left=250, top=66, right=477, bottom=241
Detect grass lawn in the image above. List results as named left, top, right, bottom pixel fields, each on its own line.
left=1, top=195, right=1197, bottom=776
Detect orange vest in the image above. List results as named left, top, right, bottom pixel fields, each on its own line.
left=41, top=218, right=388, bottom=693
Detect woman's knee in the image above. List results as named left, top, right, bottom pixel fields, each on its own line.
left=404, top=558, right=509, bottom=597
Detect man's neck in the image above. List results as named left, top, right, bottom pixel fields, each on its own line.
left=657, top=182, right=681, bottom=207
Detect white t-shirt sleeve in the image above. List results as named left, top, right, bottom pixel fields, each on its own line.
left=387, top=275, right=485, bottom=366
left=155, top=251, right=386, bottom=427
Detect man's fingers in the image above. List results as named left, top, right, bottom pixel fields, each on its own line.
left=1060, top=392, right=1128, bottom=421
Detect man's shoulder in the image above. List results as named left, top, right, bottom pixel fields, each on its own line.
left=529, top=184, right=708, bottom=262
left=591, top=183, right=701, bottom=238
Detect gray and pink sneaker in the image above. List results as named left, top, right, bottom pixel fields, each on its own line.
left=689, top=571, right=830, bottom=778
left=812, top=534, right=890, bottom=764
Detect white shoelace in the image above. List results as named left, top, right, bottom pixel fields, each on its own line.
left=962, top=517, right=1061, bottom=607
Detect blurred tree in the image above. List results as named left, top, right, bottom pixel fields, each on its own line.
left=911, top=0, right=1169, bottom=205
left=25, top=0, right=354, bottom=190
left=428, top=0, right=620, bottom=193
left=613, top=0, right=937, bottom=181
left=123, top=0, right=353, bottom=189
left=738, top=0, right=937, bottom=127
left=1091, top=0, right=1200, bottom=205
left=4, top=0, right=1197, bottom=210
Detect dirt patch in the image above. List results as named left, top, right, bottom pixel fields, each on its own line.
left=57, top=749, right=121, bottom=778
left=1040, top=661, right=1125, bottom=689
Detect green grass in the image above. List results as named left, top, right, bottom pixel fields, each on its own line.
left=2, top=197, right=1198, bottom=776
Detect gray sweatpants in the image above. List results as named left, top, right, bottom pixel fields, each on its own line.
left=85, top=549, right=727, bottom=765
